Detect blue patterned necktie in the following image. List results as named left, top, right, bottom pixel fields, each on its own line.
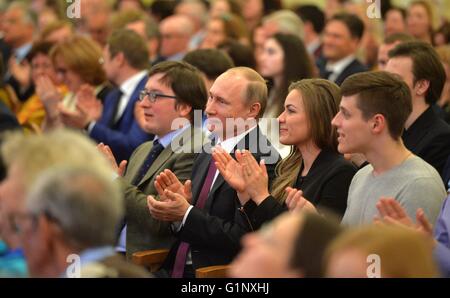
left=132, top=139, right=164, bottom=186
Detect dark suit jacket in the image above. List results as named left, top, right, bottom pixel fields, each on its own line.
left=118, top=127, right=205, bottom=258
left=245, top=148, right=356, bottom=229
left=317, top=57, right=368, bottom=86
left=90, top=75, right=153, bottom=162
left=0, top=101, right=21, bottom=181
left=162, top=126, right=280, bottom=272
left=402, top=106, right=450, bottom=178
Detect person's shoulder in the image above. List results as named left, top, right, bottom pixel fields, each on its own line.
left=96, top=254, right=152, bottom=278
left=402, top=155, right=443, bottom=181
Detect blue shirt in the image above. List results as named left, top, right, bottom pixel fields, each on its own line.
left=0, top=240, right=28, bottom=277
left=434, top=196, right=450, bottom=277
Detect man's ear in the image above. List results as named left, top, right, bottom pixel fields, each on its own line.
left=247, top=102, right=262, bottom=119
left=176, top=102, right=192, bottom=119
left=115, top=52, right=126, bottom=66
left=414, top=79, right=430, bottom=98
left=371, top=114, right=386, bottom=135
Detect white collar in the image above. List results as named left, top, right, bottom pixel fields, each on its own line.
left=325, top=55, right=355, bottom=74
left=119, top=70, right=147, bottom=96
left=216, top=125, right=258, bottom=154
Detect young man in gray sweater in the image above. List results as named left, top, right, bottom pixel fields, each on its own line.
left=332, top=71, right=446, bottom=226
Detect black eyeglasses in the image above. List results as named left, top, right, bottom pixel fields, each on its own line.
left=138, top=90, right=177, bottom=102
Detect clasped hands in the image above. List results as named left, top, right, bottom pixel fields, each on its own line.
left=147, top=169, right=193, bottom=222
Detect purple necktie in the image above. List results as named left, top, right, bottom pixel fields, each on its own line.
left=171, top=158, right=217, bottom=278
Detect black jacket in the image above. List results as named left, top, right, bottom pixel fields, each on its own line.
left=317, top=57, right=368, bottom=86
left=402, top=106, right=450, bottom=178
left=161, top=126, right=280, bottom=272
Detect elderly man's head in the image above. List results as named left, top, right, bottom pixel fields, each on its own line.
left=0, top=129, right=112, bottom=249
left=2, top=2, right=35, bottom=48
left=159, top=15, right=194, bottom=58
left=19, top=167, right=123, bottom=277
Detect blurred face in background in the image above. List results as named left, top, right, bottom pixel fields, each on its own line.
left=31, top=53, right=58, bottom=84
left=201, top=18, right=226, bottom=49
left=259, top=38, right=284, bottom=80
left=53, top=55, right=85, bottom=93
left=407, top=3, right=431, bottom=39
left=323, top=20, right=359, bottom=62
left=384, top=9, right=406, bottom=37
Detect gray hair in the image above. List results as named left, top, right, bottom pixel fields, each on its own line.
left=25, top=167, right=123, bottom=249
left=262, top=10, right=304, bottom=40
left=7, top=1, right=37, bottom=26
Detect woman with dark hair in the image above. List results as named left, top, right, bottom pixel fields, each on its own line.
left=259, top=33, right=314, bottom=157
left=213, top=79, right=356, bottom=228
left=259, top=33, right=314, bottom=119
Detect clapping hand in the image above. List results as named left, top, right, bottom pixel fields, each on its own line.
left=285, top=187, right=317, bottom=213
left=97, top=143, right=127, bottom=176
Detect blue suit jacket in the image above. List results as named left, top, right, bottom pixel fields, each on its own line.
left=90, top=75, right=153, bottom=162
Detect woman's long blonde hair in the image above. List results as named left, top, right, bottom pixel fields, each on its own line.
left=271, top=79, right=341, bottom=202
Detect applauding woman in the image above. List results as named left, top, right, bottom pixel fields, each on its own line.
left=213, top=79, right=356, bottom=228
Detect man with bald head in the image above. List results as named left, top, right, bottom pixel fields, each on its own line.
left=158, top=15, right=194, bottom=62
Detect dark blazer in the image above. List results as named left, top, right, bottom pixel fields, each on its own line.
left=0, top=100, right=20, bottom=132
left=402, top=106, right=450, bottom=178
left=246, top=148, right=356, bottom=229
left=161, top=126, right=281, bottom=272
left=317, top=57, right=368, bottom=86
left=89, top=75, right=153, bottom=162
left=0, top=101, right=21, bottom=181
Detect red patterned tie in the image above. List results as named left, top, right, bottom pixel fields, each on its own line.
left=171, top=158, right=217, bottom=278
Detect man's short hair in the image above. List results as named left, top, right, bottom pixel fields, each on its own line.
left=108, top=29, right=150, bottom=70
left=26, top=167, right=123, bottom=249
left=328, top=13, right=365, bottom=40
left=183, top=49, right=234, bottom=81
left=148, top=61, right=207, bottom=122
left=224, top=67, right=268, bottom=118
left=295, top=5, right=325, bottom=34
left=388, top=41, right=446, bottom=105
left=383, top=32, right=415, bottom=44
left=341, top=71, right=412, bottom=139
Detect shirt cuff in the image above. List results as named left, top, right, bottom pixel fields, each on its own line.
left=172, top=205, right=194, bottom=232
left=87, top=121, right=96, bottom=133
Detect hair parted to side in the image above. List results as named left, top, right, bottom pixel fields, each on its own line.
left=50, top=35, right=106, bottom=86
left=340, top=71, right=412, bottom=139
left=271, top=79, right=341, bottom=202
left=107, top=29, right=150, bottom=70
left=388, top=41, right=446, bottom=105
left=148, top=61, right=207, bottom=122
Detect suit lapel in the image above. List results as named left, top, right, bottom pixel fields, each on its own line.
left=137, top=146, right=172, bottom=187
left=115, top=75, right=148, bottom=126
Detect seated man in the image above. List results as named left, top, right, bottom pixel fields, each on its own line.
left=103, top=61, right=208, bottom=258
left=385, top=41, right=450, bottom=178
left=148, top=67, right=280, bottom=277
left=19, top=167, right=150, bottom=278
left=331, top=71, right=446, bottom=226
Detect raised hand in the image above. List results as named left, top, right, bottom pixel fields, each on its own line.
left=9, top=56, right=31, bottom=88
left=285, top=187, right=317, bottom=213
left=155, top=169, right=192, bottom=203
left=76, top=84, right=103, bottom=122
left=240, top=150, right=270, bottom=205
left=212, top=147, right=246, bottom=193
left=147, top=189, right=191, bottom=222
left=36, top=75, right=62, bottom=116
left=375, top=197, right=433, bottom=237
left=97, top=143, right=127, bottom=176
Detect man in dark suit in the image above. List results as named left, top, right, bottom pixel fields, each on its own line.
left=61, top=29, right=153, bottom=162
left=316, top=13, right=367, bottom=86
left=147, top=67, right=280, bottom=277
left=386, top=41, right=450, bottom=178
